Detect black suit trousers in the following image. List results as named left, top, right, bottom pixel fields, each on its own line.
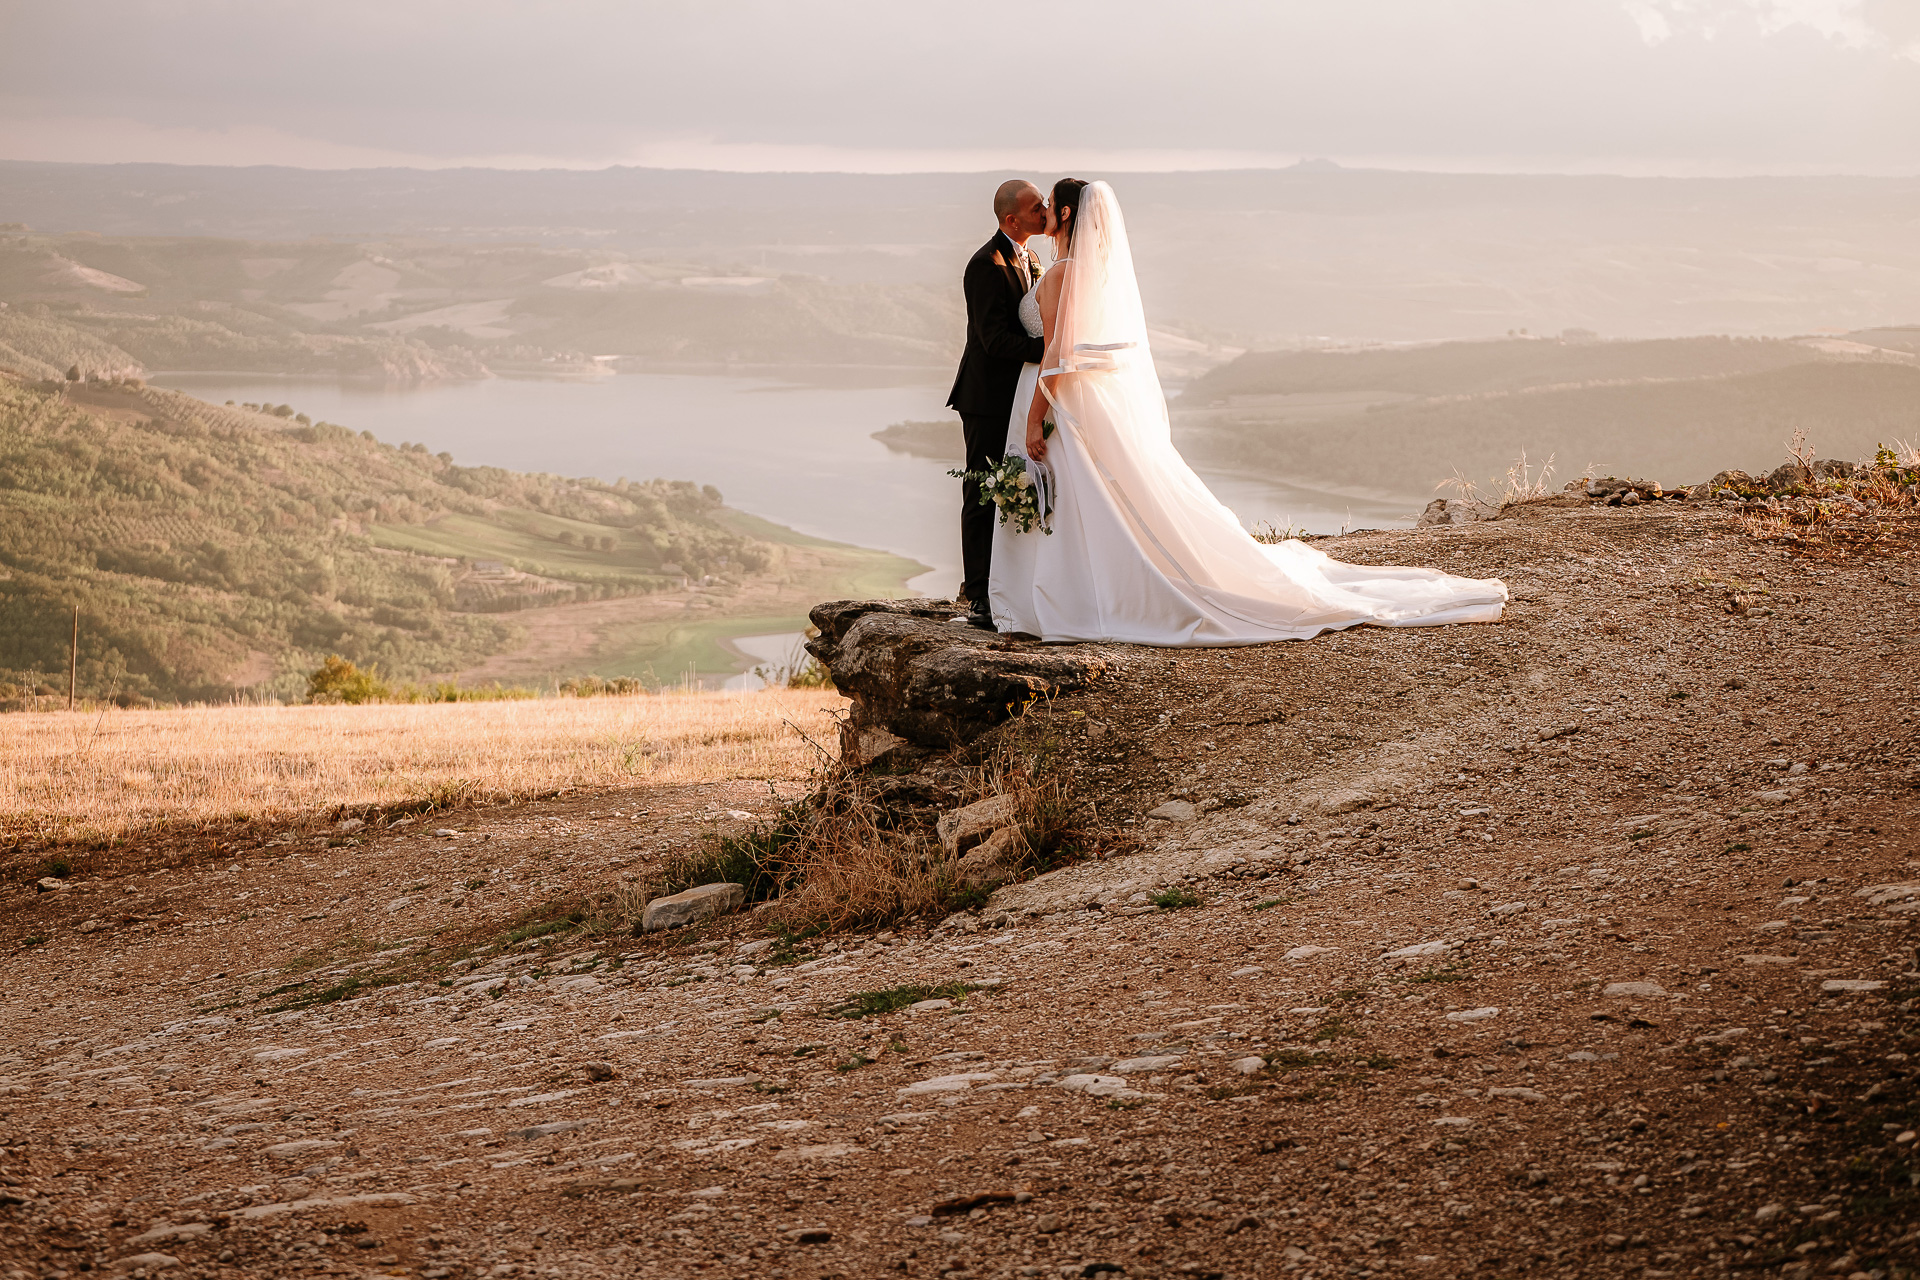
left=959, top=412, right=1006, bottom=605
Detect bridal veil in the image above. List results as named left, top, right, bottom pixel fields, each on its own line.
left=1008, top=180, right=1506, bottom=645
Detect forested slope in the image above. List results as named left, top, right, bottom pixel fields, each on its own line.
left=0, top=376, right=780, bottom=703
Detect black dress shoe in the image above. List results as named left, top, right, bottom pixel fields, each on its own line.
left=964, top=605, right=997, bottom=631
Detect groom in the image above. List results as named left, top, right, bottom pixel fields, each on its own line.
left=947, top=178, right=1048, bottom=628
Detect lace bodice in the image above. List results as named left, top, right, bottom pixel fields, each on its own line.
left=1018, top=286, right=1043, bottom=339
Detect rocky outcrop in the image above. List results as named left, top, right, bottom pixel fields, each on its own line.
left=806, top=599, right=1133, bottom=764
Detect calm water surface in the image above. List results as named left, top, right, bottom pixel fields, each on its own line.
left=156, top=372, right=1415, bottom=601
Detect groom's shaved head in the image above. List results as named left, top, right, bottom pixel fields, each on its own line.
left=994, top=180, right=1047, bottom=244
left=994, top=179, right=1040, bottom=220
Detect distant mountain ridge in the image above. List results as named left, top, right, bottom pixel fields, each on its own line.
left=1175, top=333, right=1920, bottom=498
left=9, top=161, right=1920, bottom=345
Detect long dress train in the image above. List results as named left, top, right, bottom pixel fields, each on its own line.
left=986, top=183, right=1506, bottom=645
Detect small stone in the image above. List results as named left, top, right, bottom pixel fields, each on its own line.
left=1055, top=1073, right=1133, bottom=1098
left=1034, top=1212, right=1063, bottom=1233
left=937, top=795, right=1022, bottom=855
left=1383, top=941, right=1452, bottom=961
left=953, top=826, right=1027, bottom=889
left=932, top=1191, right=1018, bottom=1216
left=1486, top=1086, right=1546, bottom=1102
left=1445, top=1007, right=1500, bottom=1023
left=262, top=1139, right=340, bottom=1160
left=1821, top=979, right=1886, bottom=993
left=1603, top=981, right=1666, bottom=997
left=1111, top=1055, right=1183, bottom=1074
left=509, top=1120, right=592, bottom=1140
left=786, top=1228, right=833, bottom=1244
left=1753, top=1202, right=1784, bottom=1223
left=336, top=817, right=365, bottom=833
left=1230, top=1056, right=1266, bottom=1076
left=900, top=1072, right=997, bottom=1096
left=581, top=1061, right=615, bottom=1082
left=907, top=999, right=954, bottom=1012
left=113, top=1253, right=182, bottom=1271
left=1317, top=789, right=1374, bottom=815
left=126, top=1223, right=213, bottom=1247
left=1146, top=800, right=1197, bottom=822
left=642, top=882, right=746, bottom=932
left=1487, top=901, right=1529, bottom=917
left=76, top=918, right=108, bottom=934
left=35, top=876, right=70, bottom=892
left=1229, top=965, right=1267, bottom=978
left=1738, top=955, right=1797, bottom=966
left=1283, top=945, right=1335, bottom=961
left=432, top=828, right=459, bottom=838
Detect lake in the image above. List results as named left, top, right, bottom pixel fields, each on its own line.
left=155, top=371, right=1417, bottom=684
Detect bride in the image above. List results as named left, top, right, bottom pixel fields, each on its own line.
left=987, top=178, right=1507, bottom=644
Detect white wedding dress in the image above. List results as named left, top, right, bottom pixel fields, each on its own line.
left=988, top=182, right=1506, bottom=644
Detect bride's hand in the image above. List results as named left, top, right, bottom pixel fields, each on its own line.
left=1025, top=416, right=1048, bottom=462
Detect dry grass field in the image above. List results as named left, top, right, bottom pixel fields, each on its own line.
left=0, top=689, right=846, bottom=843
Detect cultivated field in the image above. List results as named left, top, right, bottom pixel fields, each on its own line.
left=0, top=689, right=845, bottom=843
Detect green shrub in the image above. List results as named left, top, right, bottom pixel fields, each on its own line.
left=306, top=654, right=389, bottom=704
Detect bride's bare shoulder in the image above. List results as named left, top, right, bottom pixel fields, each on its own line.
left=1038, top=258, right=1071, bottom=297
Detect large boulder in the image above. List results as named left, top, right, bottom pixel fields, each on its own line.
left=806, top=599, right=1132, bottom=755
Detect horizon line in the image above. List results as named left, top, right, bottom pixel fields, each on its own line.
left=4, top=155, right=1920, bottom=182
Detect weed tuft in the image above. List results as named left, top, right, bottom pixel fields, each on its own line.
left=824, top=982, right=982, bottom=1020
left=1150, top=886, right=1203, bottom=910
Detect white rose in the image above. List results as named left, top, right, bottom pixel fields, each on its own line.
left=1017, top=471, right=1032, bottom=488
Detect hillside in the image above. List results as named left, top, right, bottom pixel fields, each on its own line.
left=1175, top=334, right=1920, bottom=498
left=0, top=228, right=963, bottom=379
left=0, top=375, right=917, bottom=703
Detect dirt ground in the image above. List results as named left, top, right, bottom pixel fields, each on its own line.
left=3, top=499, right=1917, bottom=1280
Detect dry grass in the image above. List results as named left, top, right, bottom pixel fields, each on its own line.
left=1436, top=449, right=1557, bottom=512
left=645, top=713, right=1112, bottom=932
left=0, top=690, right=846, bottom=843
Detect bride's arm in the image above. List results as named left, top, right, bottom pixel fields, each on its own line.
left=1025, top=262, right=1070, bottom=461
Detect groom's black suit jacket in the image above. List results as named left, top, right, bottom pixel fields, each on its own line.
left=947, top=230, right=1045, bottom=418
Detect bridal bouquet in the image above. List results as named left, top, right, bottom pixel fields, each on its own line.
left=950, top=452, right=1055, bottom=535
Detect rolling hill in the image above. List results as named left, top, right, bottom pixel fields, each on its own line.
left=1173, top=334, right=1920, bottom=498
left=0, top=374, right=918, bottom=704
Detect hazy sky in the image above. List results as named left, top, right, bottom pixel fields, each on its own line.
left=3, top=0, right=1918, bottom=174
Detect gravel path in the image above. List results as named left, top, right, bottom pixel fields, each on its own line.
left=3, top=502, right=1916, bottom=1280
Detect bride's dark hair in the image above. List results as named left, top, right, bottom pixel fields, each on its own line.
left=1051, top=177, right=1090, bottom=246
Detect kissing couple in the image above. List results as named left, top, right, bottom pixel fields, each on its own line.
left=945, top=176, right=1507, bottom=645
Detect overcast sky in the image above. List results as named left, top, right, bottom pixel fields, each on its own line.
left=2, top=0, right=1918, bottom=175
